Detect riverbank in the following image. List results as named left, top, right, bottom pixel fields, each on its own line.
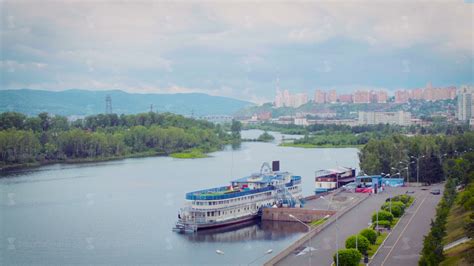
left=0, top=150, right=165, bottom=172
left=280, top=142, right=365, bottom=149
left=170, top=149, right=209, bottom=159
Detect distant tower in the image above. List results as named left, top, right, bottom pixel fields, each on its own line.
left=105, top=95, right=113, bottom=114
left=150, top=104, right=154, bottom=113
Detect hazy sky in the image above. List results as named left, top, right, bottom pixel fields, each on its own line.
left=1, top=1, right=473, bottom=103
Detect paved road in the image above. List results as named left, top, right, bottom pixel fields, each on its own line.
left=370, top=184, right=444, bottom=266
left=276, top=188, right=395, bottom=266
left=274, top=185, right=442, bottom=266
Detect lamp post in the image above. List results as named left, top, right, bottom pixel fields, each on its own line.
left=399, top=160, right=414, bottom=186
left=289, top=214, right=313, bottom=266
left=320, top=196, right=338, bottom=266
left=382, top=173, right=392, bottom=214
left=411, top=155, right=425, bottom=185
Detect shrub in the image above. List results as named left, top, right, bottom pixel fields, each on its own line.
left=381, top=202, right=404, bottom=217
left=345, top=234, right=370, bottom=255
left=333, top=248, right=362, bottom=266
left=372, top=220, right=391, bottom=229
left=360, top=228, right=377, bottom=244
left=372, top=210, right=394, bottom=223
left=391, top=194, right=411, bottom=205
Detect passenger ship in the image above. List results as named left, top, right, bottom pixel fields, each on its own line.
left=173, top=161, right=303, bottom=232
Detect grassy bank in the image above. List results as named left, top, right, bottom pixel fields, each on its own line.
left=280, top=142, right=364, bottom=149
left=440, top=192, right=474, bottom=266
left=310, top=217, right=329, bottom=227
left=367, top=232, right=389, bottom=257
left=170, top=149, right=209, bottom=159
left=0, top=150, right=164, bottom=172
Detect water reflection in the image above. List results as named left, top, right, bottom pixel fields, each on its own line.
left=183, top=219, right=306, bottom=243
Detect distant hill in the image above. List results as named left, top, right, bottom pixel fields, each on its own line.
left=0, top=89, right=254, bottom=116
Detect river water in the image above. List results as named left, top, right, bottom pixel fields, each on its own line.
left=0, top=130, right=359, bottom=265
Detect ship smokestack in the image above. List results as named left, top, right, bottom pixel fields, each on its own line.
left=272, top=161, right=280, bottom=172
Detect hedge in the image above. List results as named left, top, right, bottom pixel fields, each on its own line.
left=381, top=202, right=404, bottom=217
left=372, top=210, right=394, bottom=223
left=372, top=220, right=391, bottom=229
left=360, top=228, right=378, bottom=244
left=391, top=194, right=412, bottom=205
left=333, top=248, right=362, bottom=266
left=345, top=234, right=370, bottom=254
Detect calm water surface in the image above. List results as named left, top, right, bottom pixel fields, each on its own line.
left=0, top=130, right=359, bottom=265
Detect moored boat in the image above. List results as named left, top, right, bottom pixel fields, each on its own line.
left=173, top=161, right=303, bottom=232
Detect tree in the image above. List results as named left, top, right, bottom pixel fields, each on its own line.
left=38, top=112, right=51, bottom=131
left=333, top=248, right=362, bottom=266
left=345, top=234, right=370, bottom=255
left=360, top=228, right=377, bottom=245
left=230, top=119, right=242, bottom=140
left=0, top=112, right=26, bottom=130
left=372, top=210, right=394, bottom=223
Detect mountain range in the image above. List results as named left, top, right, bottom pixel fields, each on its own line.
left=0, top=89, right=254, bottom=116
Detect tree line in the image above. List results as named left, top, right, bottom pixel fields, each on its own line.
left=0, top=112, right=241, bottom=168
left=358, top=132, right=474, bottom=184
left=246, top=122, right=468, bottom=137
left=419, top=150, right=474, bottom=265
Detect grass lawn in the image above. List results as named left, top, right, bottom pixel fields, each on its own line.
left=310, top=217, right=329, bottom=227
left=368, top=232, right=389, bottom=258
left=443, top=203, right=472, bottom=245
left=440, top=240, right=474, bottom=266
left=170, top=149, right=208, bottom=159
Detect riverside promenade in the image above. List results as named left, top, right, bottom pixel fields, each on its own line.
left=266, top=187, right=405, bottom=266
left=267, top=185, right=442, bottom=266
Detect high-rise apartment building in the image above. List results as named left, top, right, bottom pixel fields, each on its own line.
left=314, top=90, right=327, bottom=104
left=274, top=89, right=309, bottom=108
left=354, top=90, right=371, bottom=103
left=457, top=85, right=474, bottom=121
left=338, top=94, right=353, bottom=103
left=326, top=90, right=337, bottom=103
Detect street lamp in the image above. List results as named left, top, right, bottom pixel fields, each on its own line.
left=399, top=160, right=414, bottom=186
left=320, top=196, right=339, bottom=266
left=411, top=155, right=425, bottom=185
left=289, top=214, right=313, bottom=266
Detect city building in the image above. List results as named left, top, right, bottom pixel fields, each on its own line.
left=358, top=111, right=412, bottom=126
left=395, top=90, right=410, bottom=103
left=457, top=85, right=474, bottom=121
left=338, top=94, right=353, bottom=103
left=394, top=85, right=457, bottom=103
left=275, top=89, right=309, bottom=108
left=314, top=90, right=327, bottom=104
left=326, top=89, right=337, bottom=103
left=372, top=90, right=388, bottom=103
left=354, top=90, right=371, bottom=104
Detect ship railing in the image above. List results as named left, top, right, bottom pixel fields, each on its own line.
left=186, top=185, right=275, bottom=200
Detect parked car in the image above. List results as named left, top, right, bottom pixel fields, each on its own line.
left=431, top=189, right=441, bottom=195
left=405, top=190, right=415, bottom=194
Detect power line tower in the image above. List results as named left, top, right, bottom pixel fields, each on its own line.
left=150, top=104, right=154, bottom=113
left=105, top=95, right=113, bottom=114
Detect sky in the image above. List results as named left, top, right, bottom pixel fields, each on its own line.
left=1, top=0, right=473, bottom=103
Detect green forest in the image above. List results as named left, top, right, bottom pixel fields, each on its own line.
left=358, top=132, right=474, bottom=184
left=0, top=112, right=241, bottom=169
left=249, top=122, right=469, bottom=148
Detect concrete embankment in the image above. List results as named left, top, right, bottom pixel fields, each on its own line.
left=264, top=192, right=369, bottom=266
left=262, top=208, right=335, bottom=222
